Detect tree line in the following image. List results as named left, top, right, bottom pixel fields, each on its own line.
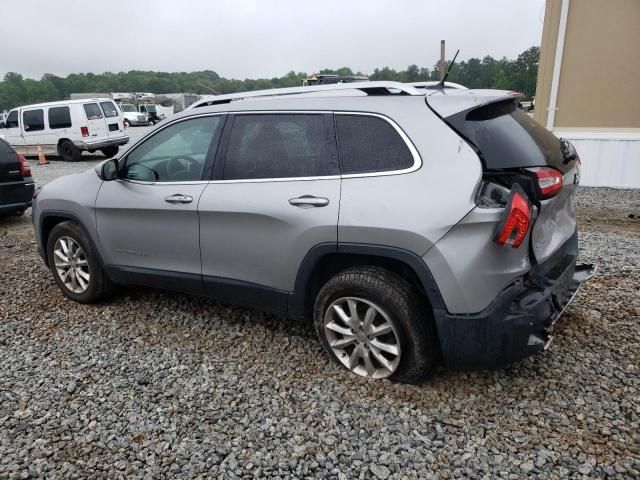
left=0, top=46, right=538, bottom=111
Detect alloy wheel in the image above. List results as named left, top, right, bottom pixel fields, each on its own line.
left=53, top=236, right=90, bottom=294
left=324, top=297, right=401, bottom=379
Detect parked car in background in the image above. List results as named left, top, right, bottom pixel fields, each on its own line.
left=0, top=99, right=128, bottom=161
left=119, top=104, right=151, bottom=127
left=0, top=138, right=34, bottom=216
left=138, top=104, right=172, bottom=124
left=32, top=81, right=594, bottom=383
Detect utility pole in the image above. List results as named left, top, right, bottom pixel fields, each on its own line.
left=440, top=40, right=446, bottom=82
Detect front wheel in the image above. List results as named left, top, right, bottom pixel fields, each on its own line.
left=47, top=221, right=115, bottom=303
left=314, top=266, right=439, bottom=383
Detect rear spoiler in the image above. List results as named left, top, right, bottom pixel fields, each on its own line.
left=426, top=89, right=523, bottom=118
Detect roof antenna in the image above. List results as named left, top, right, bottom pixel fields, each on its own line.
left=436, top=49, right=460, bottom=89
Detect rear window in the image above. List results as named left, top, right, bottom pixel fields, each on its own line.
left=447, top=100, right=566, bottom=172
left=83, top=103, right=103, bottom=120
left=335, top=115, right=414, bottom=174
left=100, top=101, right=119, bottom=118
left=0, top=138, right=15, bottom=156
left=23, top=110, right=45, bottom=131
left=48, top=107, right=72, bottom=129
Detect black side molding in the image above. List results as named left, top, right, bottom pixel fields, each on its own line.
left=288, top=242, right=446, bottom=319
left=38, top=210, right=106, bottom=266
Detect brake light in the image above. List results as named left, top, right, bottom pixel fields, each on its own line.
left=17, top=154, right=31, bottom=177
left=529, top=167, right=563, bottom=199
left=494, top=187, right=531, bottom=248
left=81, top=126, right=89, bottom=137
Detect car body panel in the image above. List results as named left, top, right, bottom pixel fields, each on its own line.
left=335, top=98, right=481, bottom=255
left=94, top=179, right=205, bottom=274
left=422, top=207, right=532, bottom=314
left=531, top=165, right=579, bottom=263
left=199, top=178, right=340, bottom=292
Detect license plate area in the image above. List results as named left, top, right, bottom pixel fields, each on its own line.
left=108, top=123, right=119, bottom=132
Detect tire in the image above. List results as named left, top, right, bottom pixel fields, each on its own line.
left=58, top=140, right=82, bottom=162
left=47, top=221, right=115, bottom=303
left=123, top=119, right=130, bottom=128
left=101, top=146, right=119, bottom=158
left=314, top=266, right=439, bottom=384
left=148, top=120, right=154, bottom=126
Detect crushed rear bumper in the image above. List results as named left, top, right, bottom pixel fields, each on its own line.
left=434, top=231, right=596, bottom=369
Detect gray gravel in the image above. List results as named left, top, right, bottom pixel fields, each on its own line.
left=0, top=187, right=639, bottom=479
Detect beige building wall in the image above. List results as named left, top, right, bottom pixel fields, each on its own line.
left=534, top=0, right=640, bottom=130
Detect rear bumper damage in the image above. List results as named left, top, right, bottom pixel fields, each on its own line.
left=434, top=232, right=596, bottom=369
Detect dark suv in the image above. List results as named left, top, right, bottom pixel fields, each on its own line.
left=0, top=138, right=34, bottom=216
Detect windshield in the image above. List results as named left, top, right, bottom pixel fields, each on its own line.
left=120, top=104, right=136, bottom=112
left=145, top=105, right=157, bottom=113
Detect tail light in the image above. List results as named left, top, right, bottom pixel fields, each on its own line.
left=81, top=126, right=90, bottom=137
left=17, top=154, right=31, bottom=177
left=528, top=167, right=563, bottom=199
left=494, top=185, right=531, bottom=248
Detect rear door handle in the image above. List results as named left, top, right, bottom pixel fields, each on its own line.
left=164, top=194, right=193, bottom=204
left=288, top=195, right=330, bottom=208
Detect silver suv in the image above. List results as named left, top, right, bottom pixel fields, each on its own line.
left=32, top=82, right=595, bottom=383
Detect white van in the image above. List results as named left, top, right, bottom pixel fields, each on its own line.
left=0, top=99, right=129, bottom=161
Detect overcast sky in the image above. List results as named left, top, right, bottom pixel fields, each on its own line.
left=2, top=0, right=546, bottom=80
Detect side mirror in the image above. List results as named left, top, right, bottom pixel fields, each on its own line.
left=96, top=158, right=119, bottom=181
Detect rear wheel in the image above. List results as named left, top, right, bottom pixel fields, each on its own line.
left=123, top=119, right=130, bottom=128
left=47, top=221, right=114, bottom=303
left=314, top=266, right=439, bottom=383
left=101, top=146, right=119, bottom=158
left=58, top=140, right=82, bottom=162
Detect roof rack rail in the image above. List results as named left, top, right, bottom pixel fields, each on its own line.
left=189, top=81, right=423, bottom=109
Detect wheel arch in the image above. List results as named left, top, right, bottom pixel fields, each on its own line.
left=289, top=243, right=447, bottom=321
left=39, top=211, right=105, bottom=267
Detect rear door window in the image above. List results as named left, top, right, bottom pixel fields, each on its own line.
left=83, top=103, right=103, bottom=120
left=222, top=113, right=338, bottom=180
left=335, top=114, right=414, bottom=174
left=100, top=101, right=119, bottom=118
left=23, top=109, right=45, bottom=132
left=48, top=106, right=72, bottom=129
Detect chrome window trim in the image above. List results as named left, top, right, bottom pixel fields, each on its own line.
left=118, top=110, right=421, bottom=185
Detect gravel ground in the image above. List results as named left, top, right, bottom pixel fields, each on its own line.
left=0, top=186, right=638, bottom=479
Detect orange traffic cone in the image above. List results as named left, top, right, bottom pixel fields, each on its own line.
left=37, top=145, right=49, bottom=165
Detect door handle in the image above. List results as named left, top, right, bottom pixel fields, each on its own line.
left=164, top=194, right=193, bottom=204
left=288, top=195, right=330, bottom=208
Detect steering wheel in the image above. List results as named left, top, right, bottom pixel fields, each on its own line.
left=167, top=155, right=200, bottom=180
left=127, top=163, right=159, bottom=182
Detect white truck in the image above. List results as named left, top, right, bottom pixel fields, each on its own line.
left=0, top=98, right=128, bottom=161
